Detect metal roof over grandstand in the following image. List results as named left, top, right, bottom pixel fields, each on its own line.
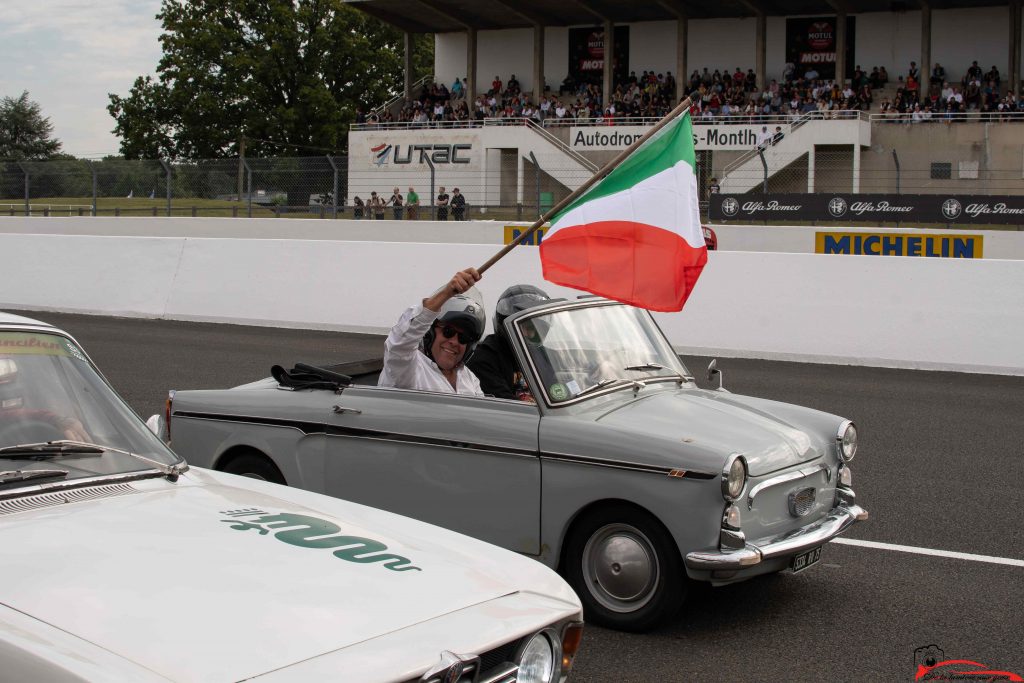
left=344, top=0, right=1011, bottom=33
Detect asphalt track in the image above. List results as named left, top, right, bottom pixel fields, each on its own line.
left=21, top=310, right=1024, bottom=683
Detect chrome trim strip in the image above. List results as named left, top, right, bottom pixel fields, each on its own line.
left=541, top=451, right=715, bottom=479
left=747, top=463, right=829, bottom=510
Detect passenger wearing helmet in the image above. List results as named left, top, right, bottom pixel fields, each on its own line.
left=467, top=285, right=550, bottom=401
left=378, top=268, right=486, bottom=395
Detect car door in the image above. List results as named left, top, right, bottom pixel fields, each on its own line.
left=323, top=385, right=541, bottom=555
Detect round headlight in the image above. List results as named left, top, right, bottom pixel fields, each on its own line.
left=838, top=421, right=858, bottom=462
left=721, top=454, right=747, bottom=501
left=518, top=633, right=555, bottom=683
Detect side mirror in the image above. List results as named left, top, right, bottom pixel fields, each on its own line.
left=706, top=359, right=726, bottom=391
left=145, top=414, right=167, bottom=441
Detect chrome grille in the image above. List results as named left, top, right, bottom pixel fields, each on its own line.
left=414, top=637, right=524, bottom=683
left=788, top=487, right=816, bottom=517
left=0, top=483, right=137, bottom=516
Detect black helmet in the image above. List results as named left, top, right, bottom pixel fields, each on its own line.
left=494, top=285, right=550, bottom=339
left=423, top=294, right=486, bottom=365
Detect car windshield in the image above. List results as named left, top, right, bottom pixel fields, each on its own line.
left=514, top=303, right=691, bottom=404
left=0, top=330, right=180, bottom=485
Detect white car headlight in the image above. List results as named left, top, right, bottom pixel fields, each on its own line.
left=518, top=632, right=555, bottom=683
left=838, top=421, right=858, bottom=462
left=721, top=454, right=747, bottom=501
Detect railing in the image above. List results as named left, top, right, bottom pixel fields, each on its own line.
left=371, top=74, right=434, bottom=118
left=721, top=110, right=832, bottom=176
left=485, top=118, right=598, bottom=172
left=867, top=110, right=1024, bottom=123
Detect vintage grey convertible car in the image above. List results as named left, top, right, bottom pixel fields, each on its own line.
left=167, top=297, right=868, bottom=632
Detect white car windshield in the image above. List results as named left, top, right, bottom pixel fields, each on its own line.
left=0, top=331, right=180, bottom=484
left=514, top=303, right=691, bottom=404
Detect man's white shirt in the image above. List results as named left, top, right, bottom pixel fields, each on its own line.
left=379, top=304, right=484, bottom=396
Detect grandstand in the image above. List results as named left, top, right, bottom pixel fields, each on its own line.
left=344, top=1, right=1023, bottom=221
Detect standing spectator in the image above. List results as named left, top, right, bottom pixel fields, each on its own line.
left=369, top=191, right=386, bottom=220
left=450, top=188, right=466, bottom=221
left=907, top=61, right=919, bottom=82
left=353, top=196, right=364, bottom=219
left=878, top=66, right=889, bottom=85
left=389, top=187, right=404, bottom=220
left=451, top=77, right=464, bottom=99
left=491, top=75, right=503, bottom=95
left=406, top=187, right=419, bottom=220
left=930, top=63, right=945, bottom=86
left=507, top=74, right=520, bottom=96
left=771, top=126, right=785, bottom=144
left=436, top=186, right=450, bottom=221
left=756, top=125, right=771, bottom=149
left=985, top=65, right=1001, bottom=88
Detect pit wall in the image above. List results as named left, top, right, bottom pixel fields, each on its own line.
left=3, top=216, right=1023, bottom=259
left=1, top=231, right=1021, bottom=376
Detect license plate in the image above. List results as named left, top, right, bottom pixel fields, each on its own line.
left=791, top=546, right=823, bottom=573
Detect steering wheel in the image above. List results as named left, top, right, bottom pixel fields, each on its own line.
left=0, top=418, right=65, bottom=445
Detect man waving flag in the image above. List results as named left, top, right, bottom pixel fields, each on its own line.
left=539, top=111, right=706, bottom=312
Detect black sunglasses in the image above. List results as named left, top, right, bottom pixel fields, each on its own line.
left=436, top=324, right=473, bottom=344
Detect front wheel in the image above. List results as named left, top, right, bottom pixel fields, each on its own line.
left=563, top=504, right=686, bottom=632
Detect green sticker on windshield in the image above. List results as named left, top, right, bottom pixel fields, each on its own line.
left=549, top=383, right=569, bottom=401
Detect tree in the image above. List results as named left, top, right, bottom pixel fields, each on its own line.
left=0, top=91, right=63, bottom=160
left=108, top=0, right=432, bottom=162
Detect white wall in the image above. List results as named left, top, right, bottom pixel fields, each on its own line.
left=477, top=29, right=535, bottom=93
left=686, top=18, right=757, bottom=77
left=628, top=21, right=676, bottom=79
left=931, top=6, right=1010, bottom=83
left=544, top=27, right=569, bottom=95
left=1, top=233, right=1022, bottom=376
left=434, top=32, right=466, bottom=88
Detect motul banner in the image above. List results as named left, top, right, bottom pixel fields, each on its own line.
left=708, top=193, right=1024, bottom=225
left=785, top=16, right=855, bottom=81
left=568, top=26, right=629, bottom=85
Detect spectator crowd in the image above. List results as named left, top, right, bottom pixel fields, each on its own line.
left=355, top=58, right=1022, bottom=128
left=351, top=186, right=468, bottom=220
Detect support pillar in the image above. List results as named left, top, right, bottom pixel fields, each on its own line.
left=403, top=32, right=413, bottom=102
left=466, top=28, right=477, bottom=101
left=852, top=144, right=861, bottom=193
left=533, top=25, right=545, bottom=101
left=1010, top=0, right=1022, bottom=99
left=835, top=12, right=847, bottom=86
left=603, top=20, right=614, bottom=110
left=921, top=6, right=931, bottom=94
left=755, top=13, right=766, bottom=91
left=676, top=18, right=688, bottom=101
left=807, top=146, right=816, bottom=193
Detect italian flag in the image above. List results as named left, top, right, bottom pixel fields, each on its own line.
left=540, top=112, right=707, bottom=312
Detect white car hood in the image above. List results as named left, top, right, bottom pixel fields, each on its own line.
left=0, top=470, right=566, bottom=682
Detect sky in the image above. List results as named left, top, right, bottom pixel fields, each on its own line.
left=1, top=1, right=164, bottom=158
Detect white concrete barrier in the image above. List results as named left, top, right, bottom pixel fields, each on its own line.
left=1, top=233, right=1022, bottom=375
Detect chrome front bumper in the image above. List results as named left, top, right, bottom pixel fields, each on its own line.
left=684, top=501, right=869, bottom=571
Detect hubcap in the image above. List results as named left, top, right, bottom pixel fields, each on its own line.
left=581, top=523, right=660, bottom=613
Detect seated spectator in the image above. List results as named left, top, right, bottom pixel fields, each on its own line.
left=732, top=67, right=744, bottom=88
left=930, top=63, right=945, bottom=85
left=878, top=66, right=889, bottom=85
left=783, top=61, right=796, bottom=82
left=507, top=74, right=521, bottom=96
left=745, top=68, right=757, bottom=92
left=869, top=66, right=881, bottom=88
left=804, top=66, right=820, bottom=81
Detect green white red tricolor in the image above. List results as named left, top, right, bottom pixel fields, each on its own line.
left=540, top=112, right=707, bottom=312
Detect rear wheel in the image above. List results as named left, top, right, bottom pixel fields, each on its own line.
left=220, top=450, right=285, bottom=485
left=563, top=504, right=686, bottom=632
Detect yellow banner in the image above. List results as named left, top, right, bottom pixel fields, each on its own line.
left=0, top=333, right=74, bottom=357
left=815, top=232, right=983, bottom=258
left=504, top=225, right=548, bottom=246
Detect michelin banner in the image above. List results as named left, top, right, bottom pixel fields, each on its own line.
left=709, top=193, right=1024, bottom=226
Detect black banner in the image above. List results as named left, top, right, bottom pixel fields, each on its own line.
left=785, top=16, right=855, bottom=81
left=568, top=26, right=629, bottom=87
left=708, top=194, right=1024, bottom=225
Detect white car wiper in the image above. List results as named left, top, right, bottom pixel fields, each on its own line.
left=0, top=440, right=187, bottom=482
left=624, top=362, right=665, bottom=371
left=572, top=378, right=625, bottom=399
left=0, top=468, right=69, bottom=484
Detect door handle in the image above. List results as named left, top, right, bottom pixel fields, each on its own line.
left=333, top=405, right=362, bottom=415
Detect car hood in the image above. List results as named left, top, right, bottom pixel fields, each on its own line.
left=0, top=469, right=573, bottom=682
left=590, top=387, right=825, bottom=476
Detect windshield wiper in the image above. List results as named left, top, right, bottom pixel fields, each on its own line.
left=0, top=468, right=69, bottom=484
left=572, top=378, right=624, bottom=399
left=0, top=442, right=105, bottom=457
left=0, top=440, right=186, bottom=482
left=624, top=363, right=665, bottom=371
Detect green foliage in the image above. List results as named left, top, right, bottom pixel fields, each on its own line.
left=0, top=91, right=63, bottom=160
left=108, top=0, right=433, bottom=160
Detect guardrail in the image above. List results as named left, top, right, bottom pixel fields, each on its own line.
left=371, top=74, right=434, bottom=118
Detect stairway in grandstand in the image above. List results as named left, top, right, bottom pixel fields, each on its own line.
left=719, top=113, right=869, bottom=194
left=482, top=118, right=598, bottom=191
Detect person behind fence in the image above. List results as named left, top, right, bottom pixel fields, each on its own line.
left=353, top=196, right=364, bottom=219
left=390, top=187, right=404, bottom=220
left=450, top=187, right=466, bottom=220
left=368, top=191, right=385, bottom=220
left=406, top=186, right=419, bottom=220
left=467, top=284, right=550, bottom=401
left=378, top=267, right=486, bottom=395
left=436, top=186, right=450, bottom=220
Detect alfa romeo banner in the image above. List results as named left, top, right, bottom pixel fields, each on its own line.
left=708, top=194, right=1024, bottom=225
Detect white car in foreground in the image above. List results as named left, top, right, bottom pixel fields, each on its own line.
left=0, top=311, right=583, bottom=683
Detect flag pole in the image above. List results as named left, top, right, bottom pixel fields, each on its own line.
left=477, top=93, right=696, bottom=274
